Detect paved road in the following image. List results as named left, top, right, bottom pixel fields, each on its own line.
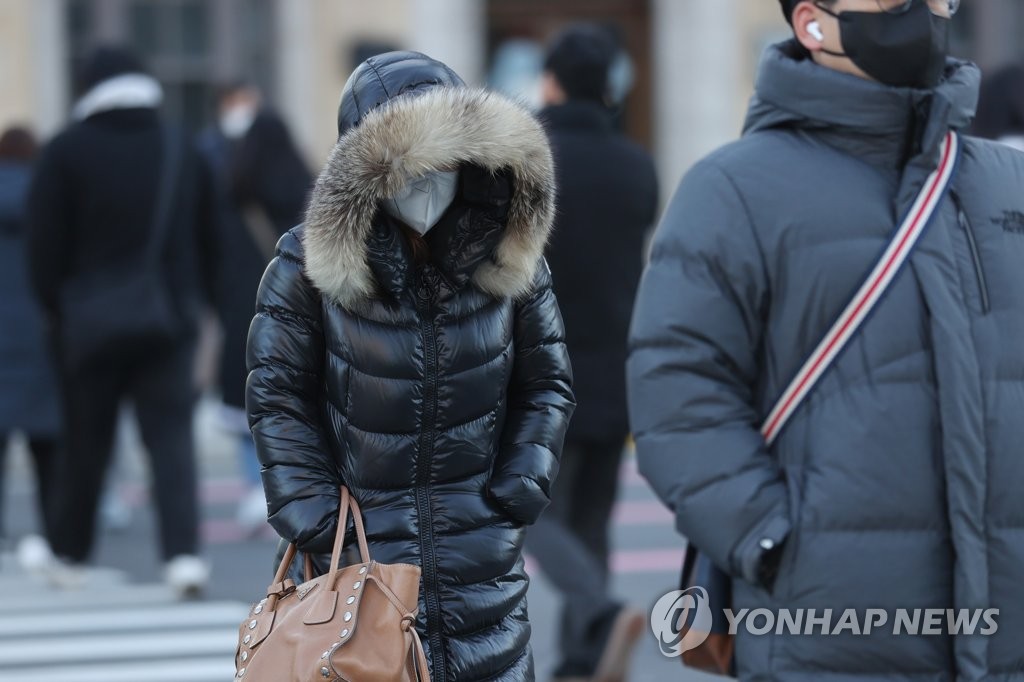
left=0, top=404, right=716, bottom=681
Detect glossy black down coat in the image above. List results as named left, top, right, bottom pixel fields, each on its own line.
left=247, top=70, right=574, bottom=682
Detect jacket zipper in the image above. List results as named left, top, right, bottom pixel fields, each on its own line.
left=414, top=277, right=446, bottom=682
left=953, top=197, right=991, bottom=314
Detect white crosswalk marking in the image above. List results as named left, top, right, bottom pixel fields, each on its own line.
left=0, top=568, right=248, bottom=682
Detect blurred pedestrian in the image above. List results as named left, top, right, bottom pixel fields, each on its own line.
left=628, top=1, right=1024, bottom=679
left=974, top=63, right=1024, bottom=151
left=527, top=23, right=658, bottom=682
left=27, top=46, right=219, bottom=597
left=197, top=81, right=311, bottom=533
left=0, top=126, right=61, bottom=568
left=246, top=52, right=574, bottom=681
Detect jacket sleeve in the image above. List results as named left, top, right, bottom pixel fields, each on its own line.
left=193, top=151, right=221, bottom=307
left=488, top=258, right=576, bottom=525
left=626, top=159, right=790, bottom=589
left=27, top=139, right=72, bottom=316
left=246, top=228, right=340, bottom=554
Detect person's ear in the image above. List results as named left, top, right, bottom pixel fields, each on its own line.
left=792, top=1, right=827, bottom=53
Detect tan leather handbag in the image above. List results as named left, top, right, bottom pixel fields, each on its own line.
left=234, top=487, right=430, bottom=681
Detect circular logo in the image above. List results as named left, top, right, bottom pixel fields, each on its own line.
left=650, top=586, right=714, bottom=657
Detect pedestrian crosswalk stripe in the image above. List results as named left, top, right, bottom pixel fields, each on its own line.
left=0, top=602, right=248, bottom=638
left=0, top=628, right=239, bottom=668
left=5, top=658, right=235, bottom=682
left=0, top=583, right=178, bottom=614
left=0, top=572, right=247, bottom=682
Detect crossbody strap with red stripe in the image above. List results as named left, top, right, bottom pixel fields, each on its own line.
left=760, top=131, right=961, bottom=445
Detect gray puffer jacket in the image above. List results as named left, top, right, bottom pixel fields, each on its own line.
left=627, top=41, right=1024, bottom=681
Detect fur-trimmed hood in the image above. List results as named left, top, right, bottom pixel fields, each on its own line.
left=303, top=86, right=556, bottom=311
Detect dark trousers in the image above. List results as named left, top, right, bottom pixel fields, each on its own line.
left=50, top=339, right=200, bottom=563
left=527, top=436, right=626, bottom=672
left=0, top=435, right=58, bottom=542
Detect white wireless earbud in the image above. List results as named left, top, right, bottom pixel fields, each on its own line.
left=808, top=21, right=825, bottom=41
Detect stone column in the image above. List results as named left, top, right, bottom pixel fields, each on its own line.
left=409, top=0, right=485, bottom=86
left=32, top=0, right=68, bottom=135
left=273, top=0, right=317, bottom=162
left=651, top=0, right=742, bottom=201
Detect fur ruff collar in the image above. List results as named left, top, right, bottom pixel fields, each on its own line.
left=303, top=87, right=555, bottom=310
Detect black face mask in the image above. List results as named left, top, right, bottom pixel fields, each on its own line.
left=816, top=1, right=950, bottom=89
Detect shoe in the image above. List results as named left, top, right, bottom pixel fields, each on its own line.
left=45, top=556, right=90, bottom=590
left=593, top=607, right=646, bottom=682
left=165, top=554, right=210, bottom=599
left=16, top=535, right=54, bottom=573
left=235, top=486, right=268, bottom=535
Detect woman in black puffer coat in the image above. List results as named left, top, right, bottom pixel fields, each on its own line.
left=246, top=52, right=574, bottom=681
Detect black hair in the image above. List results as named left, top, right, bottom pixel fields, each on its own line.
left=74, top=45, right=147, bottom=96
left=0, top=127, right=37, bottom=162
left=543, top=23, right=617, bottom=103
left=780, top=0, right=839, bottom=24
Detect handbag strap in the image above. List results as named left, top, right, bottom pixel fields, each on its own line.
left=327, top=486, right=370, bottom=579
left=760, top=131, right=961, bottom=445
left=268, top=486, right=372, bottom=607
left=143, top=124, right=183, bottom=265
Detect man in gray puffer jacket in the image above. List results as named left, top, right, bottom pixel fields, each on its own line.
left=627, top=1, right=1024, bottom=680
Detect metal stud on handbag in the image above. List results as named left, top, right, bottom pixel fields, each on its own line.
left=235, top=486, right=430, bottom=681
left=678, top=131, right=961, bottom=678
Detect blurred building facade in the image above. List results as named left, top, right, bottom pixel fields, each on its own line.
left=3, top=0, right=1023, bottom=201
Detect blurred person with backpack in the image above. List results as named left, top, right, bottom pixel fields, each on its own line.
left=0, top=126, right=61, bottom=569
left=525, top=23, right=659, bottom=682
left=197, top=81, right=312, bottom=533
left=28, top=46, right=219, bottom=597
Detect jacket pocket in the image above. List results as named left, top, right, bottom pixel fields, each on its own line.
left=952, top=194, right=992, bottom=314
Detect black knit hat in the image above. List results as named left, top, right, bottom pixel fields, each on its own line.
left=75, top=46, right=148, bottom=96
left=543, top=24, right=616, bottom=103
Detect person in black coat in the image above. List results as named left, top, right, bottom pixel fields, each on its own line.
left=197, top=82, right=312, bottom=530
left=0, top=127, right=60, bottom=556
left=246, top=52, right=574, bottom=681
left=27, top=46, right=218, bottom=595
left=528, top=24, right=659, bottom=682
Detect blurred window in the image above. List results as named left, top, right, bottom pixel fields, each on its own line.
left=65, top=0, right=274, bottom=132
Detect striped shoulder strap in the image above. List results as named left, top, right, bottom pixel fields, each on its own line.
left=760, top=131, right=961, bottom=445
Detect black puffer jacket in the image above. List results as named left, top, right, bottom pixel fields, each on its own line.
left=247, top=53, right=574, bottom=682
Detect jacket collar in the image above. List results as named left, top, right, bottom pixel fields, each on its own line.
left=303, top=87, right=555, bottom=311
left=743, top=41, right=980, bottom=171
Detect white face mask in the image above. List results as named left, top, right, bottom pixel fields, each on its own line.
left=219, top=104, right=257, bottom=139
left=382, top=170, right=459, bottom=235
